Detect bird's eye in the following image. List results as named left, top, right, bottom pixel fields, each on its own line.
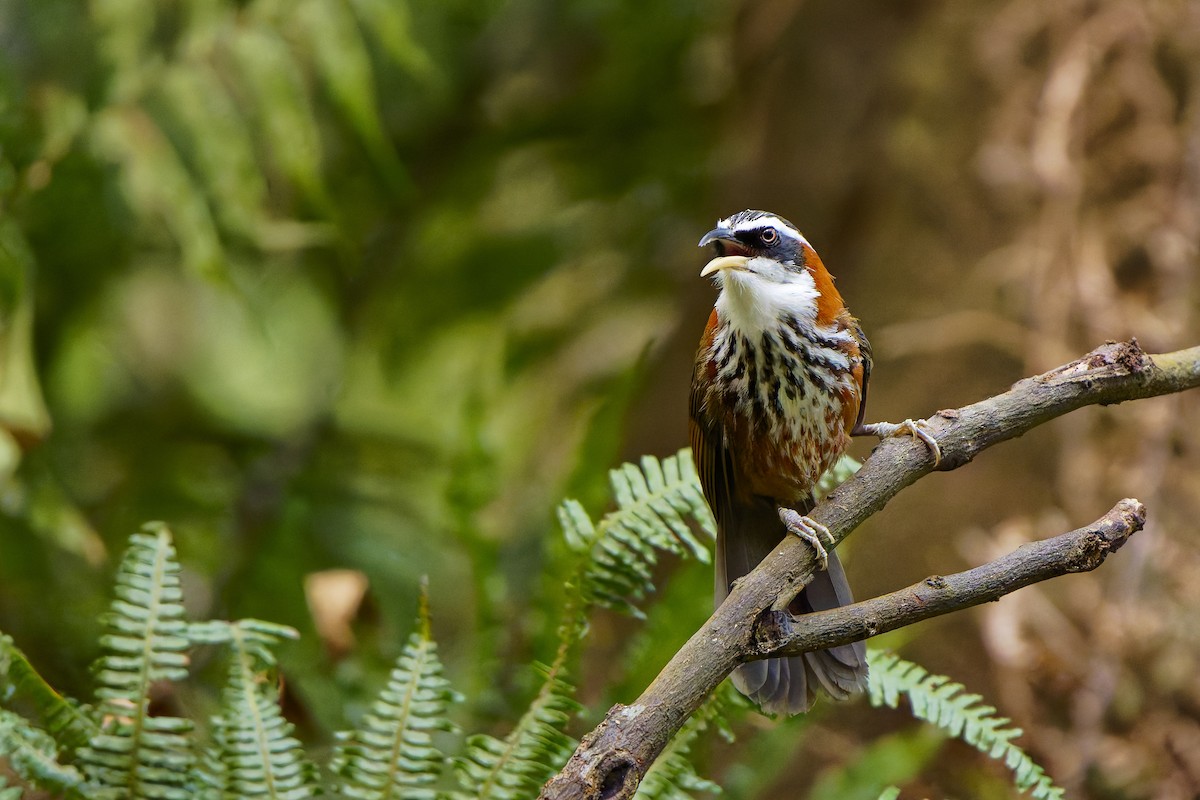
left=760, top=228, right=779, bottom=245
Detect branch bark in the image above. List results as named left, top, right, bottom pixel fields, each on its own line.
left=540, top=340, right=1200, bottom=800
left=753, top=498, right=1145, bottom=659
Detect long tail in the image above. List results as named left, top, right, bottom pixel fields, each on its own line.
left=715, top=495, right=868, bottom=715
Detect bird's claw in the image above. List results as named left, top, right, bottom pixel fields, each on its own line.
left=778, top=507, right=832, bottom=570
left=859, top=418, right=942, bottom=466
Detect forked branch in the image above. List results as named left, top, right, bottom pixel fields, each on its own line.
left=753, top=498, right=1145, bottom=659
left=540, top=340, right=1200, bottom=800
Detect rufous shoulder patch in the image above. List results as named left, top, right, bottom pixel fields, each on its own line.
left=800, top=243, right=845, bottom=326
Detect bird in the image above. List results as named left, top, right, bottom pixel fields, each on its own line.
left=689, top=209, right=937, bottom=714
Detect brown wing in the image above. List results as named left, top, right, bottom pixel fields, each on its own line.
left=689, top=380, right=733, bottom=533
left=846, top=314, right=873, bottom=432
left=689, top=313, right=735, bottom=534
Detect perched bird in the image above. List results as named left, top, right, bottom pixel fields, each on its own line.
left=689, top=209, right=936, bottom=714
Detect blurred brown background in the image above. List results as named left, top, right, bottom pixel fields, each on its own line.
left=1, top=0, right=1198, bottom=797
left=664, top=2, right=1200, bottom=796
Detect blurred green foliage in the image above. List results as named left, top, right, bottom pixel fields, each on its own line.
left=5, top=0, right=1195, bottom=796
left=0, top=0, right=725, bottom=724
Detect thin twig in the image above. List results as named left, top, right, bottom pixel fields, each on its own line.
left=753, top=498, right=1145, bottom=659
left=539, top=340, right=1200, bottom=800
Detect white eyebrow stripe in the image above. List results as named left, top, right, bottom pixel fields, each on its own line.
left=717, top=214, right=808, bottom=248
left=733, top=214, right=788, bottom=232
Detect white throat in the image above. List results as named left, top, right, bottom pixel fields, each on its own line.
left=714, top=258, right=820, bottom=335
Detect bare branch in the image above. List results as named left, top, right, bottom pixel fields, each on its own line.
left=540, top=340, right=1200, bottom=800
left=753, top=498, right=1146, bottom=659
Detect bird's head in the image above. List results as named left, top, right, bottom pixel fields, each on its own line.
left=699, top=210, right=805, bottom=267
left=699, top=209, right=844, bottom=327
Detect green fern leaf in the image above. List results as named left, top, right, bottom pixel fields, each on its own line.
left=867, top=651, right=1064, bottom=800
left=332, top=585, right=460, bottom=800
left=196, top=619, right=318, bottom=800
left=454, top=449, right=718, bottom=800
left=454, top=656, right=580, bottom=800
left=0, top=633, right=96, bottom=750
left=561, top=449, right=857, bottom=623
left=0, top=708, right=87, bottom=798
left=77, top=522, right=195, bottom=800
left=562, top=449, right=715, bottom=620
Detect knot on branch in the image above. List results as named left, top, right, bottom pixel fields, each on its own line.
left=595, top=752, right=638, bottom=799
left=1069, top=498, right=1146, bottom=571
left=752, top=610, right=794, bottom=657
left=541, top=705, right=648, bottom=800
left=1036, top=339, right=1148, bottom=387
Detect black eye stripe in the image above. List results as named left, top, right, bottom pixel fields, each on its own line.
left=734, top=227, right=784, bottom=246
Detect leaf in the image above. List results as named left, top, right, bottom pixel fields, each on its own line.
left=564, top=449, right=715, bottom=620
left=0, top=220, right=52, bottom=449
left=91, top=0, right=159, bottom=102
left=155, top=62, right=271, bottom=243
left=332, top=583, right=460, bottom=800
left=0, top=708, right=87, bottom=798
left=454, top=656, right=580, bottom=800
left=77, top=522, right=196, bottom=800
left=0, top=633, right=96, bottom=750
left=867, top=651, right=1065, bottom=800
left=347, top=0, right=439, bottom=83
left=199, top=619, right=319, bottom=800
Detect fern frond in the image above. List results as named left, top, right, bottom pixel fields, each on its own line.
left=560, top=449, right=858, bottom=624
left=77, top=522, right=195, bottom=800
left=452, top=450, right=714, bottom=799
left=0, top=633, right=96, bottom=749
left=867, top=651, right=1064, bottom=800
left=454, top=653, right=580, bottom=800
left=332, top=585, right=459, bottom=800
left=198, top=619, right=318, bottom=800
left=562, top=449, right=715, bottom=619
left=0, top=708, right=87, bottom=798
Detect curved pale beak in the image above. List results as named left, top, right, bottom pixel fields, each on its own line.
left=700, top=254, right=750, bottom=277
left=698, top=226, right=750, bottom=277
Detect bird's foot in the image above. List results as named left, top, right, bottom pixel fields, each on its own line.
left=778, top=507, right=833, bottom=570
left=856, top=418, right=942, bottom=466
